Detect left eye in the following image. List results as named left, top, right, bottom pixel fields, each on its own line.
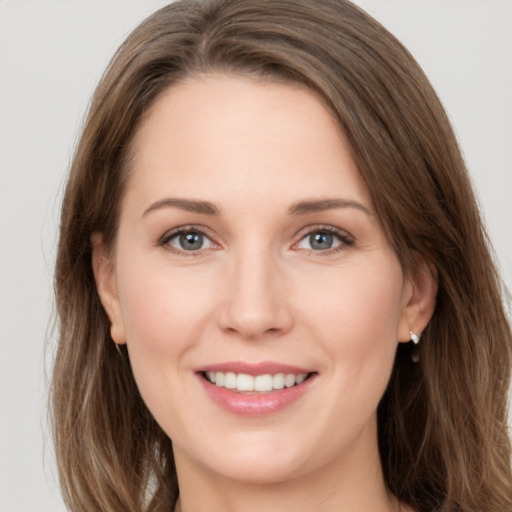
left=296, top=230, right=345, bottom=251
left=166, top=230, right=214, bottom=251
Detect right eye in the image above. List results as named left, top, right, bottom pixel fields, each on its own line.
left=161, top=229, right=215, bottom=253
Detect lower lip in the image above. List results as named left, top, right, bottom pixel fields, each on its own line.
left=198, top=374, right=316, bottom=416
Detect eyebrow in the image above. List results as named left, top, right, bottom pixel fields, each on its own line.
left=142, top=198, right=220, bottom=217
left=288, top=198, right=372, bottom=216
left=142, top=197, right=371, bottom=218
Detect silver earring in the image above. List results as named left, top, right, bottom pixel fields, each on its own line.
left=410, top=331, right=421, bottom=345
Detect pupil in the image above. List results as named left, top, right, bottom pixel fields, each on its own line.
left=180, top=232, right=203, bottom=250
left=310, top=232, right=333, bottom=250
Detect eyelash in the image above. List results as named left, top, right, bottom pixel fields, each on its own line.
left=158, top=225, right=216, bottom=257
left=292, top=224, right=354, bottom=256
left=158, top=224, right=354, bottom=256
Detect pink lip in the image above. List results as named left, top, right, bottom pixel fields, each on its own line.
left=196, top=361, right=312, bottom=376
left=195, top=361, right=317, bottom=416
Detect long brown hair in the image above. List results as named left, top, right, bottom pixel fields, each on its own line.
left=52, top=1, right=512, bottom=511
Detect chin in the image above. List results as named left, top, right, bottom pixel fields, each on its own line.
left=207, top=455, right=309, bottom=485
left=175, top=431, right=317, bottom=485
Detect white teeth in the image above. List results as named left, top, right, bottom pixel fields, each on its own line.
left=272, top=373, right=285, bottom=390
left=254, top=374, right=273, bottom=392
left=224, top=372, right=237, bottom=389
left=295, top=373, right=307, bottom=384
left=284, top=373, right=296, bottom=388
left=237, top=373, right=254, bottom=391
left=206, top=371, right=310, bottom=392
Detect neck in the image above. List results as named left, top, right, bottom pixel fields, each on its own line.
left=173, top=421, right=403, bottom=512
left=175, top=478, right=400, bottom=512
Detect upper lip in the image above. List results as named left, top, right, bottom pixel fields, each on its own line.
left=195, top=361, right=314, bottom=376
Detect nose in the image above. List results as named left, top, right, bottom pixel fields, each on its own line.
left=217, top=248, right=294, bottom=340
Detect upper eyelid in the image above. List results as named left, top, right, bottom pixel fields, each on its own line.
left=294, top=224, right=354, bottom=241
left=159, top=224, right=214, bottom=242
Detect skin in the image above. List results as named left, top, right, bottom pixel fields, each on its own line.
left=93, top=74, right=436, bottom=512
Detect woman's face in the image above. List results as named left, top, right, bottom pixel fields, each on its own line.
left=96, top=74, right=418, bottom=485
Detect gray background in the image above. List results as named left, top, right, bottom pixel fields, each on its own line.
left=1, top=1, right=511, bottom=511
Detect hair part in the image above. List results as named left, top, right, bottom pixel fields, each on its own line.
left=52, top=1, right=512, bottom=511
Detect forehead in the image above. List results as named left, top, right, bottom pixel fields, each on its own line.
left=126, top=73, right=371, bottom=210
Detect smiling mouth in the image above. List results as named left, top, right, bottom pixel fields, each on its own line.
left=201, top=371, right=315, bottom=393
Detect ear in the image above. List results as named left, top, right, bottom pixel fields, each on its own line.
left=397, top=255, right=438, bottom=343
left=91, top=233, right=126, bottom=345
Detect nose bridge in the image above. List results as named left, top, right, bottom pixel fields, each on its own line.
left=218, top=241, right=292, bottom=339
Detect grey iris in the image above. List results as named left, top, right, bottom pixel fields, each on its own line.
left=180, top=232, right=204, bottom=250
left=310, top=232, right=333, bottom=250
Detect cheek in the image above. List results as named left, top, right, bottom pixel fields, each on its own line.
left=115, top=261, right=218, bottom=431
left=304, top=257, right=404, bottom=340
left=114, top=257, right=217, bottom=398
left=117, top=257, right=213, bottom=348
left=301, top=256, right=405, bottom=388
left=309, top=261, right=404, bottom=439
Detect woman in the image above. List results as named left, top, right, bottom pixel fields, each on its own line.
left=51, top=1, right=512, bottom=511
